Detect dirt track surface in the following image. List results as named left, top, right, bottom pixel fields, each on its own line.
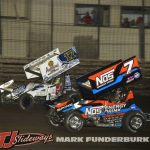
left=0, top=95, right=150, bottom=150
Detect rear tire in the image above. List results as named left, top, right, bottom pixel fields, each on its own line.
left=19, top=94, right=34, bottom=111
left=122, top=110, right=145, bottom=133
left=64, top=112, right=84, bottom=133
left=48, top=109, right=61, bottom=127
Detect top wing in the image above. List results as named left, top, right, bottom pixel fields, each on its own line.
left=24, top=47, right=80, bottom=82
left=24, top=48, right=60, bottom=79
left=77, top=56, right=141, bottom=99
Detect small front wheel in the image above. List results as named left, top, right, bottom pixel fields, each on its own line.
left=0, top=91, right=12, bottom=105
left=48, top=109, right=61, bottom=127
left=64, top=112, right=84, bottom=132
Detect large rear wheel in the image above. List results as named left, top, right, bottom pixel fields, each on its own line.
left=19, top=94, right=34, bottom=111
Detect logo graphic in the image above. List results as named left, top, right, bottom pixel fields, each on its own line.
left=0, top=131, right=53, bottom=149
left=46, top=60, right=59, bottom=74
left=126, top=75, right=134, bottom=83
left=85, top=104, right=126, bottom=115
left=0, top=131, right=18, bottom=149
left=64, top=49, right=76, bottom=62
left=134, top=72, right=140, bottom=79
left=96, top=69, right=114, bottom=88
left=48, top=60, right=54, bottom=67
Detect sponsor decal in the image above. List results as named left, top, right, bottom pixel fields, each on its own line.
left=64, top=49, right=77, bottom=62
left=126, top=75, right=134, bottom=83
left=40, top=48, right=79, bottom=82
left=12, top=85, right=26, bottom=95
left=24, top=48, right=60, bottom=70
left=0, top=131, right=53, bottom=149
left=96, top=69, right=114, bottom=88
left=126, top=72, right=140, bottom=83
left=134, top=72, right=140, bottom=79
left=24, top=48, right=60, bottom=79
left=85, top=104, right=126, bottom=115
left=46, top=60, right=59, bottom=74
left=48, top=60, right=54, bottom=67
left=57, top=103, right=73, bottom=111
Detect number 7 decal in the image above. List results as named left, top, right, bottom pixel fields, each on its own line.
left=124, top=60, right=133, bottom=74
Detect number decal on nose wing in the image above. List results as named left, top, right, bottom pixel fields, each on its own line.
left=123, top=60, right=133, bottom=74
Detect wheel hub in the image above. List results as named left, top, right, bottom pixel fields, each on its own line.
left=130, top=116, right=143, bottom=130
left=69, top=116, right=82, bottom=129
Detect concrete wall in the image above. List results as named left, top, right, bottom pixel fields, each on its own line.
left=145, top=29, right=150, bottom=61
left=1, top=0, right=29, bottom=57
left=1, top=20, right=29, bottom=57
left=1, top=0, right=27, bottom=17
left=1, top=0, right=150, bottom=61
left=99, top=28, right=139, bottom=60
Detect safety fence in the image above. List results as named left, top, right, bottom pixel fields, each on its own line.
left=0, top=58, right=150, bottom=95
left=0, top=0, right=150, bottom=61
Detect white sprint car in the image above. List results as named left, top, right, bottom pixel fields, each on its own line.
left=0, top=47, right=79, bottom=110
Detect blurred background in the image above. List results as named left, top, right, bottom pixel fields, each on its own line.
left=0, top=0, right=150, bottom=60
left=0, top=0, right=150, bottom=94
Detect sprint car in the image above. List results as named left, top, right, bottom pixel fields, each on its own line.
left=0, top=77, right=64, bottom=110
left=0, top=47, right=79, bottom=110
left=47, top=56, right=150, bottom=133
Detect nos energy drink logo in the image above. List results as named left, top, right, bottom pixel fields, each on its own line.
left=85, top=104, right=126, bottom=115
left=96, top=69, right=114, bottom=88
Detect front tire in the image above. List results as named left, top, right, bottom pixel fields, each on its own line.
left=0, top=91, right=12, bottom=105
left=0, top=92, right=6, bottom=105
left=64, top=112, right=84, bottom=132
left=122, top=111, right=145, bottom=133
